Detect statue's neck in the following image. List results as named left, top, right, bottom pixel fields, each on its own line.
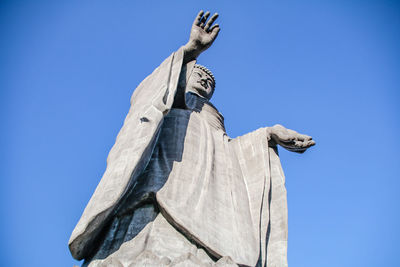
left=185, top=92, right=225, bottom=132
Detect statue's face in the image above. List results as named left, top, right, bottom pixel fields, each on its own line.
left=186, top=68, right=215, bottom=100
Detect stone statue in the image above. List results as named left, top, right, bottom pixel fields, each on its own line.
left=69, top=11, right=315, bottom=267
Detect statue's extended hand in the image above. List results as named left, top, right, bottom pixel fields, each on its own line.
left=268, top=124, right=315, bottom=153
left=184, top=11, right=220, bottom=62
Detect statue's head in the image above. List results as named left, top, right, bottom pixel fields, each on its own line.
left=186, top=64, right=216, bottom=100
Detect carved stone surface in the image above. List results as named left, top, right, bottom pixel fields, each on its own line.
left=69, top=11, right=314, bottom=267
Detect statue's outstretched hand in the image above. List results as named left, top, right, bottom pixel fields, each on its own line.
left=268, top=124, right=315, bottom=153
left=183, top=11, right=220, bottom=62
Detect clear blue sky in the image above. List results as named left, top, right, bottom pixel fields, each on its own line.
left=1, top=1, right=399, bottom=266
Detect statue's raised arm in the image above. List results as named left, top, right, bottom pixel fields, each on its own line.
left=183, top=10, right=220, bottom=63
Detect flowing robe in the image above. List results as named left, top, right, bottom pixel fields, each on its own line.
left=69, top=47, right=289, bottom=267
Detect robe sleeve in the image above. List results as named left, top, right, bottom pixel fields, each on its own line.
left=69, top=47, right=194, bottom=260
left=232, top=128, right=288, bottom=267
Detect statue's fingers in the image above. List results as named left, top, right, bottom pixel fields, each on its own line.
left=295, top=133, right=311, bottom=142
left=209, top=24, right=220, bottom=39
left=204, top=13, right=219, bottom=32
left=307, top=140, right=316, bottom=147
left=294, top=140, right=306, bottom=147
left=194, top=10, right=204, bottom=26
left=200, top=11, right=210, bottom=27
left=300, top=134, right=312, bottom=140
left=295, top=140, right=315, bottom=148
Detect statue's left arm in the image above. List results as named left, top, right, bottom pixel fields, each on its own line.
left=266, top=124, right=315, bottom=153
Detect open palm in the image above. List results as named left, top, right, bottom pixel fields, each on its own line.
left=189, top=11, right=220, bottom=51
left=184, top=11, right=220, bottom=61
